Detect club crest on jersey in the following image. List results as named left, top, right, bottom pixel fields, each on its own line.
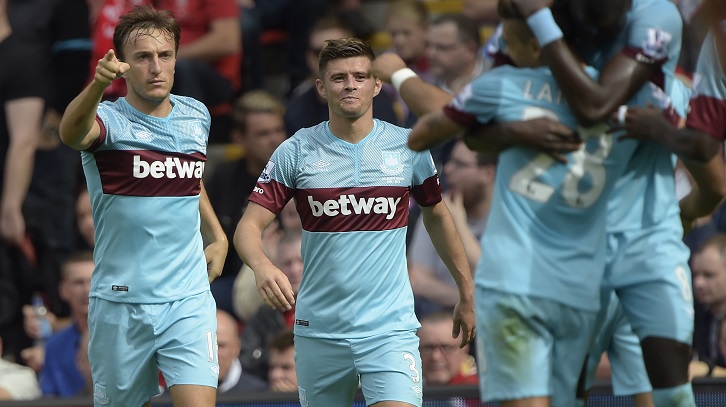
left=94, top=384, right=110, bottom=405
left=380, top=152, right=404, bottom=176
left=191, top=120, right=206, bottom=146
left=259, top=160, right=275, bottom=183
left=641, top=28, right=671, bottom=61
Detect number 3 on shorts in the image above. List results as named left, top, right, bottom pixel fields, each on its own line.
left=403, top=353, right=420, bottom=383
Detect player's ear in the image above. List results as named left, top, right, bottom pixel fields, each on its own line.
left=372, top=77, right=382, bottom=97
left=315, top=78, right=326, bottom=98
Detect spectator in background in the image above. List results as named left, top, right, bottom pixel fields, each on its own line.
left=462, top=0, right=499, bottom=65
left=216, top=309, right=267, bottom=393
left=206, top=90, right=287, bottom=315
left=38, top=252, right=92, bottom=397
left=75, top=328, right=92, bottom=396
left=0, top=336, right=41, bottom=400
left=427, top=14, right=483, bottom=95
left=239, top=230, right=302, bottom=381
left=0, top=0, right=44, bottom=362
left=409, top=141, right=495, bottom=317
left=283, top=15, right=399, bottom=137
left=383, top=0, right=432, bottom=127
left=691, top=234, right=726, bottom=371
left=266, top=329, right=297, bottom=393
left=75, top=188, right=95, bottom=250
left=424, top=14, right=484, bottom=176
left=418, top=312, right=477, bottom=385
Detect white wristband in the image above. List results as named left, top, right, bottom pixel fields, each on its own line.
left=617, top=105, right=628, bottom=125
left=391, top=68, right=418, bottom=93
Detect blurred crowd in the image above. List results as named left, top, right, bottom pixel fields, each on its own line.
left=0, top=0, right=725, bottom=401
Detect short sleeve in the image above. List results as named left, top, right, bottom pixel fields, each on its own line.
left=443, top=73, right=503, bottom=128
left=247, top=137, right=298, bottom=214
left=621, top=2, right=682, bottom=66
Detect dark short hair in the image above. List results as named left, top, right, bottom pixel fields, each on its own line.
left=431, top=14, right=481, bottom=48
left=318, top=37, right=376, bottom=77
left=268, top=329, right=295, bottom=352
left=61, top=251, right=94, bottom=280
left=113, top=5, right=181, bottom=60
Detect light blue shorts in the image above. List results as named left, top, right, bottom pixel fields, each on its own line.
left=587, top=290, right=651, bottom=396
left=295, top=331, right=423, bottom=407
left=88, top=291, right=218, bottom=407
left=605, top=226, right=694, bottom=344
left=476, top=288, right=598, bottom=406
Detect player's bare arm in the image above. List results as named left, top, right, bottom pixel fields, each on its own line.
left=408, top=110, right=465, bottom=151
left=613, top=105, right=723, bottom=163
left=59, top=49, right=129, bottom=150
left=370, top=53, right=453, bottom=118
left=234, top=202, right=295, bottom=311
left=504, top=0, right=657, bottom=125
left=199, top=182, right=228, bottom=283
left=679, top=149, right=726, bottom=235
left=464, top=119, right=581, bottom=163
left=419, top=201, right=476, bottom=347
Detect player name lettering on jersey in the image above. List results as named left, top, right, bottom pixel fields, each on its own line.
left=523, top=80, right=563, bottom=105
left=308, top=195, right=401, bottom=220
left=133, top=155, right=204, bottom=179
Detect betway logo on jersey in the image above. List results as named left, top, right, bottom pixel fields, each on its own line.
left=308, top=195, right=401, bottom=220
left=133, top=155, right=204, bottom=179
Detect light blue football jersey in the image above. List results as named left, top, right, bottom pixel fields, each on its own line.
left=445, top=65, right=662, bottom=311
left=82, top=95, right=210, bottom=303
left=687, top=31, right=726, bottom=141
left=580, top=0, right=685, bottom=232
left=249, top=119, right=442, bottom=339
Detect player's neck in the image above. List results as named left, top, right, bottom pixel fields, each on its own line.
left=328, top=112, right=375, bottom=144
left=126, top=93, right=173, bottom=118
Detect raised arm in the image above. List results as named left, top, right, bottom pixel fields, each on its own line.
left=199, top=182, right=228, bottom=282
left=234, top=202, right=295, bottom=311
left=59, top=49, right=128, bottom=150
left=408, top=109, right=466, bottom=151
left=508, top=0, right=679, bottom=125
left=371, top=53, right=454, bottom=118
left=419, top=201, right=476, bottom=347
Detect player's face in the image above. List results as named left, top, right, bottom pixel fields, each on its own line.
left=316, top=56, right=382, bottom=120
left=239, top=111, right=286, bottom=166
left=122, top=28, right=176, bottom=105
left=691, top=246, right=726, bottom=307
left=418, top=320, right=468, bottom=385
left=501, top=19, right=540, bottom=68
left=386, top=15, right=428, bottom=63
